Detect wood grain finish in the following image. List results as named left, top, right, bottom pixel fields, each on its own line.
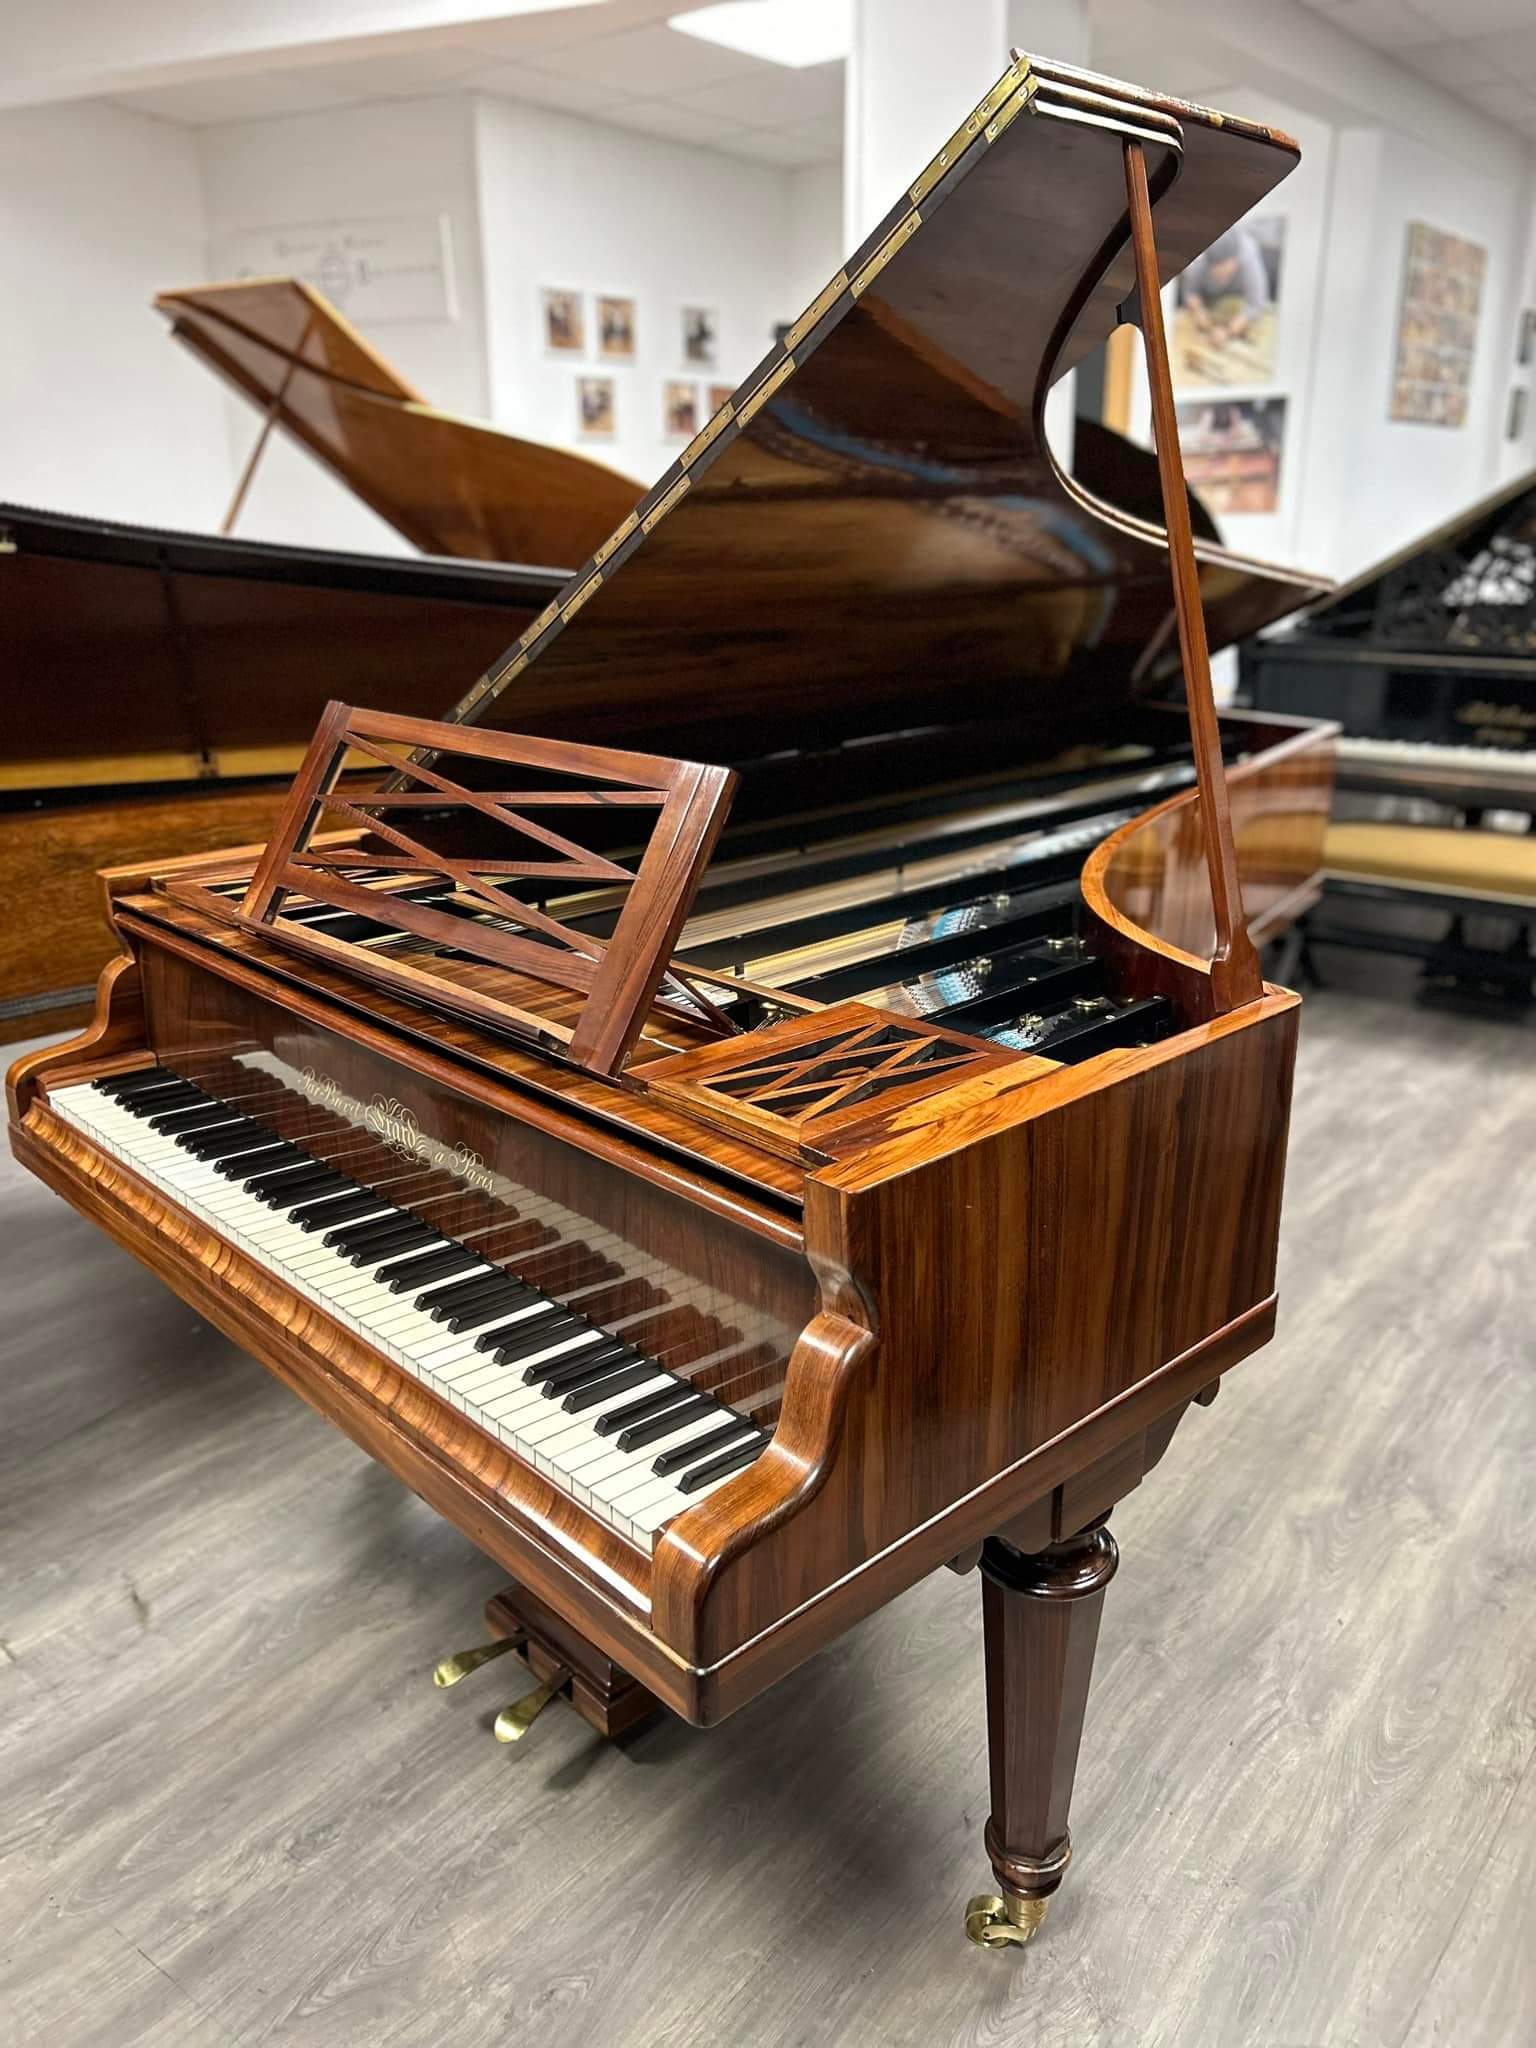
left=157, top=278, right=642, bottom=570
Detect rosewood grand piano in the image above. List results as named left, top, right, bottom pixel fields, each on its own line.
left=9, top=55, right=1334, bottom=1948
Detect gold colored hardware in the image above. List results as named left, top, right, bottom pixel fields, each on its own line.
left=783, top=270, right=849, bottom=353
left=0, top=529, right=16, bottom=554
left=910, top=61, right=1033, bottom=204
left=560, top=571, right=603, bottom=624
left=519, top=599, right=561, bottom=648
left=642, top=473, right=691, bottom=533
left=851, top=211, right=922, bottom=299
left=491, top=651, right=529, bottom=688
left=494, top=1666, right=572, bottom=1742
left=432, top=1634, right=526, bottom=1689
left=964, top=1892, right=1050, bottom=1949
left=985, top=75, right=1039, bottom=145
left=681, top=400, right=734, bottom=469
left=736, top=355, right=797, bottom=427
left=591, top=510, right=638, bottom=570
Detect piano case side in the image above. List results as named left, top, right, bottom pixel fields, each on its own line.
left=654, top=988, right=1299, bottom=1708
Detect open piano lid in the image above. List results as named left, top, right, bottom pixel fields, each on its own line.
left=425, top=54, right=1328, bottom=767
left=154, top=277, right=641, bottom=570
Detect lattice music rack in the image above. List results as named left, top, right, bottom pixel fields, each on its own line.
left=220, top=702, right=740, bottom=1076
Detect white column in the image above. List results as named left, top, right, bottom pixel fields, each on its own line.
left=843, top=0, right=1008, bottom=249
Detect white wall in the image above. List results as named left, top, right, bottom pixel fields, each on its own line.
left=474, top=96, right=799, bottom=492
left=786, top=161, right=844, bottom=315
left=0, top=99, right=231, bottom=528
left=196, top=92, right=489, bottom=552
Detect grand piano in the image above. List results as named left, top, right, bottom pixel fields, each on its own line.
left=10, top=55, right=1334, bottom=1949
left=1243, top=468, right=1536, bottom=998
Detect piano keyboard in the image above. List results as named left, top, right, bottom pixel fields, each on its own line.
left=1336, top=735, right=1536, bottom=799
left=47, top=1068, right=772, bottom=1550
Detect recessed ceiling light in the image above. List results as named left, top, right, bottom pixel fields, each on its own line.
left=668, top=0, right=851, bottom=70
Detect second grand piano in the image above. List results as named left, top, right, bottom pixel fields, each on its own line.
left=10, top=54, right=1332, bottom=1949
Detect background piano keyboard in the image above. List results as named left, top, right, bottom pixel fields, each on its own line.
left=1335, top=734, right=1536, bottom=810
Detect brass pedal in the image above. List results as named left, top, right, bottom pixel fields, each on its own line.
left=431, top=1633, right=526, bottom=1689
left=494, top=1666, right=573, bottom=1743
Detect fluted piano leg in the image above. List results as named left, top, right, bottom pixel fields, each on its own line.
left=965, top=1515, right=1120, bottom=1949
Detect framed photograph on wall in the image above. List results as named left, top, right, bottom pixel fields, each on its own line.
left=1174, top=396, right=1287, bottom=516
left=598, top=295, right=636, bottom=362
left=682, top=306, right=718, bottom=369
left=543, top=289, right=585, bottom=355
left=1518, top=309, right=1536, bottom=368
left=1388, top=222, right=1485, bottom=428
left=707, top=382, right=733, bottom=413
left=577, top=375, right=615, bottom=438
left=1173, top=215, right=1285, bottom=389
left=663, top=381, right=699, bottom=438
left=1508, top=387, right=1528, bottom=442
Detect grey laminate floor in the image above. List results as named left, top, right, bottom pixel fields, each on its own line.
left=2, top=977, right=1533, bottom=2048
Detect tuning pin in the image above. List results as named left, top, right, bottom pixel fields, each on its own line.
left=494, top=1666, right=573, bottom=1743
left=431, top=1633, right=526, bottom=1689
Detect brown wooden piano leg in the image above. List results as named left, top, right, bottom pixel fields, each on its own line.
left=965, top=1515, right=1120, bottom=1950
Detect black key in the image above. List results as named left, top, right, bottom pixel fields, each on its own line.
left=95, top=1068, right=177, bottom=1099
left=426, top=1268, right=531, bottom=1317
left=187, top=1131, right=287, bottom=1168
left=389, top=1245, right=487, bottom=1294
left=145, top=1100, right=228, bottom=1132
left=474, top=1301, right=562, bottom=1353
left=260, top=1170, right=351, bottom=1211
left=325, top=1211, right=413, bottom=1253
left=508, top=1323, right=598, bottom=1373
left=439, top=1284, right=537, bottom=1335
left=613, top=1392, right=714, bottom=1451
left=595, top=1379, right=689, bottom=1438
left=178, top=1122, right=273, bottom=1159
left=561, top=1360, right=658, bottom=1413
left=291, top=1190, right=386, bottom=1231
left=653, top=1418, right=754, bottom=1476
left=492, top=1312, right=583, bottom=1368
left=253, top=1167, right=339, bottom=1209
left=675, top=1434, right=767, bottom=1493
left=122, top=1084, right=203, bottom=1117
left=218, top=1145, right=308, bottom=1181
left=355, top=1226, right=443, bottom=1271
left=539, top=1338, right=634, bottom=1395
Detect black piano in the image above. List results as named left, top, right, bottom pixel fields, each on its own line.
left=1242, top=469, right=1536, bottom=1002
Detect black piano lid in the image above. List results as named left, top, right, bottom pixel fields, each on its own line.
left=1260, top=464, right=1536, bottom=655
left=430, top=53, right=1329, bottom=771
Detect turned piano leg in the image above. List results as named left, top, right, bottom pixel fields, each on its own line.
left=965, top=1515, right=1120, bottom=1950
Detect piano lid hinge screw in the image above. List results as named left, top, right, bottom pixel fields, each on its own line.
left=431, top=1633, right=527, bottom=1689
left=494, top=1666, right=574, bottom=1744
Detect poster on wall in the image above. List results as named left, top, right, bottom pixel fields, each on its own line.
left=1172, top=216, right=1284, bottom=388
left=543, top=289, right=585, bottom=355
left=1389, top=222, right=1485, bottom=428
left=682, top=307, right=718, bottom=369
left=707, top=382, right=733, bottom=414
left=598, top=295, right=636, bottom=361
left=577, top=375, right=615, bottom=438
left=215, top=213, right=455, bottom=322
left=1175, top=396, right=1287, bottom=516
left=664, top=381, right=699, bottom=438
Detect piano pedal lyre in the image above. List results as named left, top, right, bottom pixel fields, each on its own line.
left=432, top=1585, right=663, bottom=1745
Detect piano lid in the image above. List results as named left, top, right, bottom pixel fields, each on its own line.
left=1268, top=465, right=1536, bottom=657
left=433, top=54, right=1328, bottom=765
left=154, top=277, right=642, bottom=571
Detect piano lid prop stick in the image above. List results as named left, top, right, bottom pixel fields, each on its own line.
left=1121, top=139, right=1266, bottom=1012
left=218, top=309, right=315, bottom=536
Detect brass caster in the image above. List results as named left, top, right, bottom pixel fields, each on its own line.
left=494, top=1666, right=572, bottom=1743
left=964, top=1891, right=1050, bottom=1950
left=432, top=1634, right=525, bottom=1689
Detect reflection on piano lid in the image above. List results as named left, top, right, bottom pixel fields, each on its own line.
left=13, top=54, right=1337, bottom=1943
left=1243, top=463, right=1536, bottom=804
left=155, top=276, right=643, bottom=569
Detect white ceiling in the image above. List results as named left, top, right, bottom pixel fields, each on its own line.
left=1299, top=0, right=1536, bottom=139
left=109, top=18, right=845, bottom=168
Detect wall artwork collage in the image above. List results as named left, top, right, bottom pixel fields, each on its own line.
left=541, top=288, right=729, bottom=441
left=1171, top=214, right=1288, bottom=517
